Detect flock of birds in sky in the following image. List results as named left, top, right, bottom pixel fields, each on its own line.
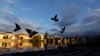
left=13, top=14, right=66, bottom=38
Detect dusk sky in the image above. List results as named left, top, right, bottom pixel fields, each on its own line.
left=0, top=0, right=100, bottom=37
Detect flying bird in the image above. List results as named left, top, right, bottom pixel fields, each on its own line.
left=14, top=23, right=21, bottom=32
left=25, top=29, right=38, bottom=37
left=60, top=26, right=65, bottom=34
left=51, top=14, right=59, bottom=22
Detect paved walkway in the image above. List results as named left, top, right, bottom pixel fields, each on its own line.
left=2, top=46, right=100, bottom=56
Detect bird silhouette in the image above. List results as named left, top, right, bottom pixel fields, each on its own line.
left=51, top=14, right=59, bottom=22
left=60, top=26, right=65, bottom=34
left=25, top=29, right=38, bottom=37
left=14, top=23, right=21, bottom=32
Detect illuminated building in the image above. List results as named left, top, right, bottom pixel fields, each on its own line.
left=32, top=34, right=44, bottom=41
left=32, top=41, right=44, bottom=48
left=5, top=32, right=16, bottom=40
left=0, top=32, right=16, bottom=48
left=15, top=33, right=31, bottom=40
left=17, top=41, right=32, bottom=48
left=31, top=34, right=45, bottom=48
left=0, top=41, right=16, bottom=48
left=0, top=32, right=7, bottom=40
left=0, top=32, right=16, bottom=40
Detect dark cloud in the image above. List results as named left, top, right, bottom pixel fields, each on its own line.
left=50, top=8, right=100, bottom=37
left=82, top=16, right=96, bottom=24
left=0, top=23, right=14, bottom=32
left=57, top=5, right=80, bottom=27
left=79, top=8, right=100, bottom=36
left=50, top=5, right=81, bottom=36
left=50, top=24, right=100, bottom=37
left=82, top=15, right=100, bottom=25
left=50, top=29, right=59, bottom=32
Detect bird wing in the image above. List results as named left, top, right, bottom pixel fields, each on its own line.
left=54, top=14, right=57, bottom=19
left=60, top=26, right=65, bottom=33
left=32, top=31, right=38, bottom=35
left=60, top=31, right=63, bottom=33
left=14, top=29, right=17, bottom=32
left=25, top=29, right=32, bottom=34
left=29, top=31, right=38, bottom=37
left=55, top=19, right=59, bottom=22
left=15, top=23, right=21, bottom=29
left=61, top=26, right=63, bottom=30
left=51, top=18, right=54, bottom=20
left=62, top=26, right=65, bottom=32
left=29, top=34, right=32, bottom=37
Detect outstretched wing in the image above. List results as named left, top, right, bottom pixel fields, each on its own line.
left=29, top=34, right=32, bottom=37
left=51, top=18, right=54, bottom=20
left=25, top=29, right=32, bottom=34
left=60, top=31, right=63, bottom=33
left=14, top=29, right=17, bottom=32
left=29, top=31, right=38, bottom=37
left=60, top=26, right=65, bottom=33
left=32, top=31, right=38, bottom=35
left=55, top=19, right=59, bottom=22
left=54, top=14, right=57, bottom=19
left=51, top=14, right=57, bottom=20
left=62, top=26, right=65, bottom=31
left=15, top=23, right=21, bottom=29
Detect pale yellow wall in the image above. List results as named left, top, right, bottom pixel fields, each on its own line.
left=0, top=33, right=7, bottom=39
left=0, top=42, right=3, bottom=47
left=18, top=42, right=32, bottom=48
left=5, top=33, right=16, bottom=40
left=32, top=34, right=44, bottom=40
left=0, top=33, right=16, bottom=40
left=0, top=41, right=16, bottom=48
left=17, top=34, right=30, bottom=40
